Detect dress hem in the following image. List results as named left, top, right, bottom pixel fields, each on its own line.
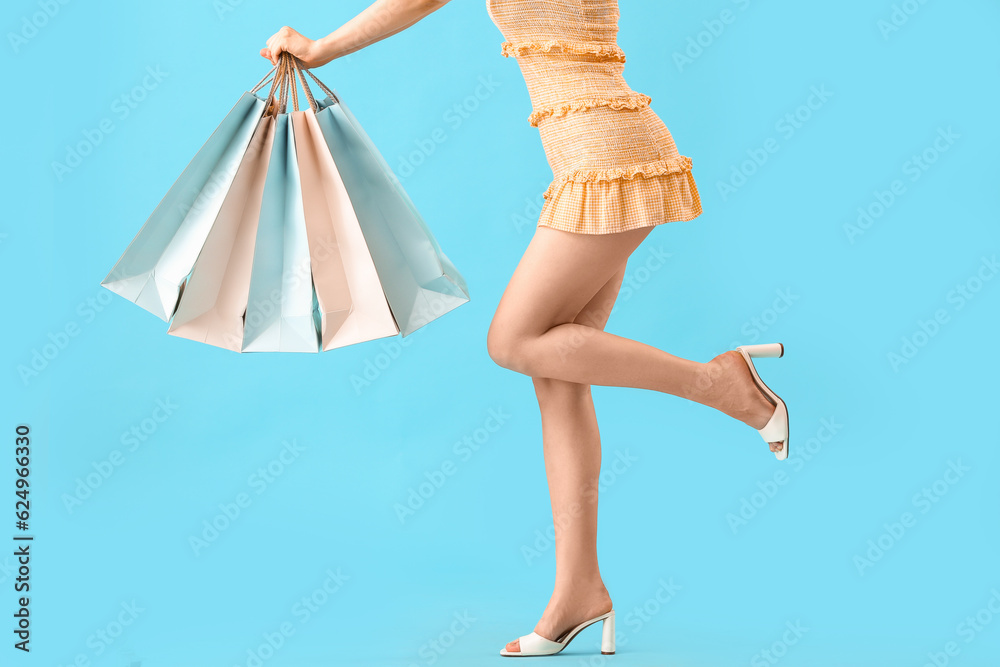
left=536, top=211, right=700, bottom=235
left=537, top=166, right=703, bottom=235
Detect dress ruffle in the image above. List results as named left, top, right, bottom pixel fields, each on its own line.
left=501, top=40, right=626, bottom=62
left=538, top=156, right=702, bottom=234
left=528, top=93, right=651, bottom=127
left=543, top=156, right=692, bottom=199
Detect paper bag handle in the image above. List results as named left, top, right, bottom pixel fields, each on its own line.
left=253, top=56, right=287, bottom=116
left=252, top=52, right=340, bottom=116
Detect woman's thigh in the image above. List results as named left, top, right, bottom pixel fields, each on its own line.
left=489, top=224, right=653, bottom=341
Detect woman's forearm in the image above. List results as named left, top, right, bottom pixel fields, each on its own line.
left=314, top=0, right=452, bottom=65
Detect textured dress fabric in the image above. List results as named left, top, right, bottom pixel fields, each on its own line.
left=486, top=0, right=703, bottom=234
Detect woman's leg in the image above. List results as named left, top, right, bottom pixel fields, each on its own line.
left=487, top=225, right=781, bottom=447
left=494, top=225, right=781, bottom=651
left=515, top=269, right=627, bottom=649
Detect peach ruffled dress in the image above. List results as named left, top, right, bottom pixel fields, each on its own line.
left=486, top=0, right=703, bottom=234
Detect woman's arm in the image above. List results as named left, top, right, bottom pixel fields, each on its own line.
left=261, top=0, right=453, bottom=68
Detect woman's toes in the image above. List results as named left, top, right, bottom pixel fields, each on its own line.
left=505, top=639, right=520, bottom=653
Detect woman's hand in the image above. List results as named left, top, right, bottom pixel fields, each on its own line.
left=260, top=26, right=328, bottom=68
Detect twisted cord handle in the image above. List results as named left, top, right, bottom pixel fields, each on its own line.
left=261, top=56, right=286, bottom=116
left=291, top=57, right=318, bottom=113
left=275, top=56, right=291, bottom=114
left=302, top=66, right=338, bottom=103
left=251, top=66, right=276, bottom=93
left=255, top=52, right=339, bottom=116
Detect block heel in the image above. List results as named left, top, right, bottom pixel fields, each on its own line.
left=735, top=343, right=789, bottom=460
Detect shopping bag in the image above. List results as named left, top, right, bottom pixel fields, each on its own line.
left=245, top=59, right=401, bottom=353
left=165, top=112, right=276, bottom=350
left=303, top=69, right=470, bottom=336
left=100, top=72, right=274, bottom=321
left=168, top=57, right=398, bottom=353
left=291, top=109, right=400, bottom=350
left=241, top=113, right=320, bottom=353
left=102, top=54, right=469, bottom=353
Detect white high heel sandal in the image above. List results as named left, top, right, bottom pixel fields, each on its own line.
left=734, top=343, right=789, bottom=461
left=500, top=610, right=615, bottom=657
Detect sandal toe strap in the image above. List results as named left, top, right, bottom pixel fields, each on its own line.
left=517, top=632, right=564, bottom=654
left=758, top=401, right=788, bottom=443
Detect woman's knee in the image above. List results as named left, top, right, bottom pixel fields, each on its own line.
left=486, top=320, right=528, bottom=371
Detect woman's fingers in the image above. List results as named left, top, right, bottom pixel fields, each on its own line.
left=262, top=26, right=314, bottom=66
left=265, top=33, right=281, bottom=64
left=265, top=28, right=285, bottom=64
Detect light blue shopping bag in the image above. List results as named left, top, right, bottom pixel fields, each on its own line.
left=101, top=71, right=276, bottom=321
left=302, top=70, right=470, bottom=337
left=241, top=113, right=323, bottom=353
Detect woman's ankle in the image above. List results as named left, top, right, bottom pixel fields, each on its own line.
left=551, top=578, right=612, bottom=604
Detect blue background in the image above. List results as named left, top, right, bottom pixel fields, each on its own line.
left=2, top=0, right=999, bottom=665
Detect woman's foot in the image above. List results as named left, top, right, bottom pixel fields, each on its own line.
left=504, top=583, right=613, bottom=653
left=699, top=351, right=785, bottom=454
